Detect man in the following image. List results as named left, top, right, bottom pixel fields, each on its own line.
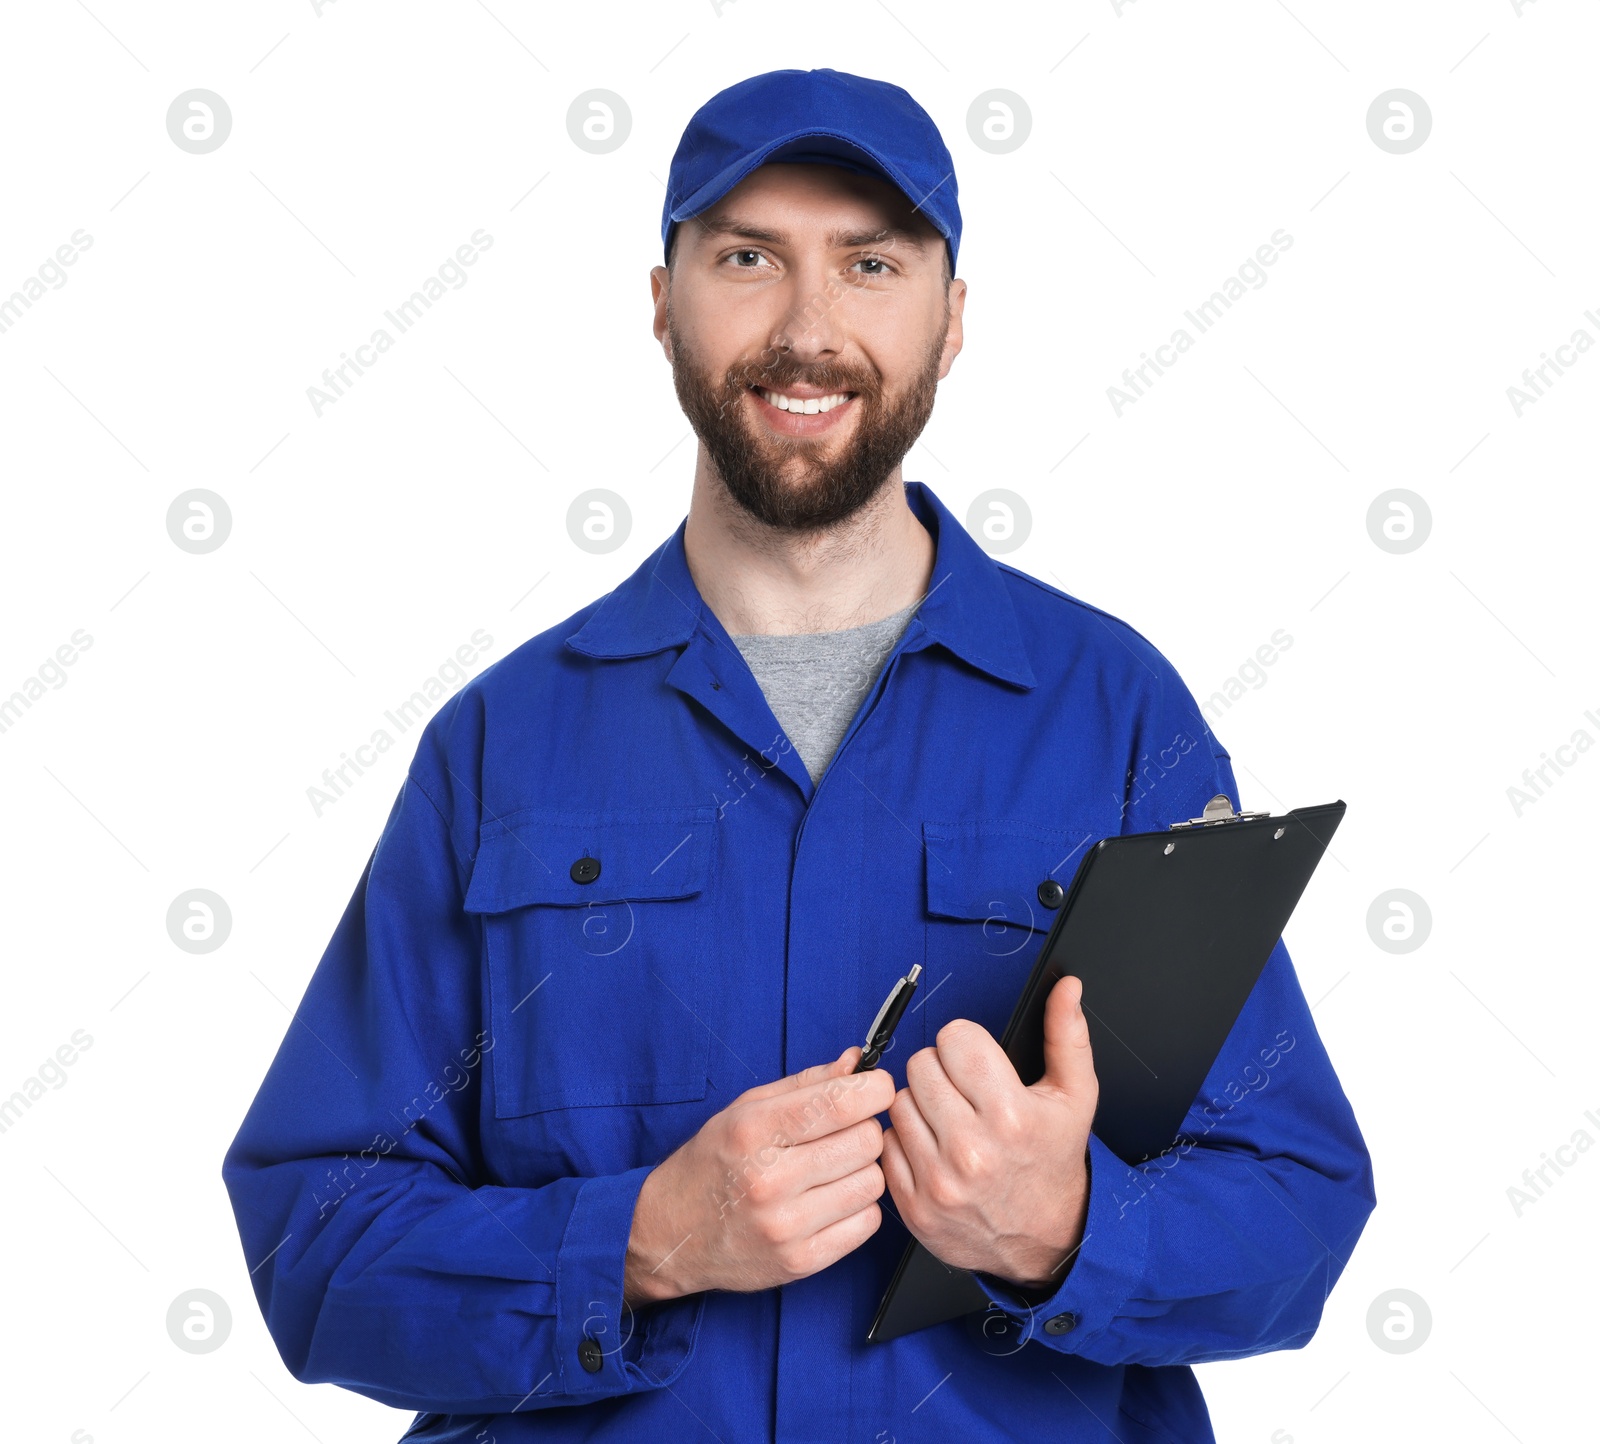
left=224, top=68, right=1375, bottom=1443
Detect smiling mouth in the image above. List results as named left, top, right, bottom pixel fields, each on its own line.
left=749, top=386, right=856, bottom=415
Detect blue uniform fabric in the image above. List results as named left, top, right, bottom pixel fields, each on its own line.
left=223, top=480, right=1375, bottom=1443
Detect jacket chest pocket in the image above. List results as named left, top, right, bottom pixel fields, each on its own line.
left=464, top=807, right=717, bottom=1118
left=920, top=821, right=1098, bottom=1044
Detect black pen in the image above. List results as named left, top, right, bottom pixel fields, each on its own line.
left=853, top=964, right=922, bottom=1073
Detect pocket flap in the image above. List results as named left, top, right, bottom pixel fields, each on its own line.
left=923, top=820, right=1097, bottom=931
left=465, top=807, right=717, bottom=912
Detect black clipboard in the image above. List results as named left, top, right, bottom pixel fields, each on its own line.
left=866, top=795, right=1346, bottom=1344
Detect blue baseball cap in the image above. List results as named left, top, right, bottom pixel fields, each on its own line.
left=661, top=68, right=961, bottom=273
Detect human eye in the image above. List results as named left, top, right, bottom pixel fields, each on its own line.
left=851, top=254, right=894, bottom=277
left=723, top=247, right=775, bottom=271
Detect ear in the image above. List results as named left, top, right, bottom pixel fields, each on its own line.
left=650, top=265, right=673, bottom=361
left=937, top=276, right=967, bottom=381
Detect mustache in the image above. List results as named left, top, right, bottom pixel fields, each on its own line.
left=722, top=357, right=881, bottom=397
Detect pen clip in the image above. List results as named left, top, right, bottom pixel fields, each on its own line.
left=864, top=964, right=922, bottom=1049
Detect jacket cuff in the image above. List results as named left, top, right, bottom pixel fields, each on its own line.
left=970, top=1132, right=1152, bottom=1351
left=555, top=1164, right=707, bottom=1395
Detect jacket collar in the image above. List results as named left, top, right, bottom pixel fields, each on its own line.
left=565, top=480, right=1037, bottom=690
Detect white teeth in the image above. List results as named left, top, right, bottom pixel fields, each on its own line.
left=758, top=389, right=850, bottom=414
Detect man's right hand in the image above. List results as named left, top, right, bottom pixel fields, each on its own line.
left=623, top=1046, right=895, bottom=1308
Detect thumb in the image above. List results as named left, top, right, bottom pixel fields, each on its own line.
left=1034, top=974, right=1097, bottom=1104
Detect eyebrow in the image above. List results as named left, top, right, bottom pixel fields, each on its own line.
left=695, top=214, right=931, bottom=254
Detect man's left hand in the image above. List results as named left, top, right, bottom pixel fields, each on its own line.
left=881, top=973, right=1098, bottom=1293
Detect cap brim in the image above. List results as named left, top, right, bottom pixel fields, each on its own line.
left=668, top=128, right=953, bottom=242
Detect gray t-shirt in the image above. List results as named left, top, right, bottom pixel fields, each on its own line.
left=730, top=601, right=920, bottom=783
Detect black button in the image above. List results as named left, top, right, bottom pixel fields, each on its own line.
left=1037, top=879, right=1065, bottom=909
left=578, top=1336, right=604, bottom=1373
left=570, top=856, right=601, bottom=885
left=1043, top=1311, right=1078, bottom=1335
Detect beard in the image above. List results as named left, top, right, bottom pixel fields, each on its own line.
left=667, top=309, right=947, bottom=533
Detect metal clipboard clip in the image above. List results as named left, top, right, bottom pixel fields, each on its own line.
left=1168, top=793, right=1271, bottom=830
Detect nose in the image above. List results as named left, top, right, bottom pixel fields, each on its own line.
left=770, top=259, right=846, bottom=366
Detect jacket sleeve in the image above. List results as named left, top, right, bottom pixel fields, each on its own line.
left=221, top=747, right=706, bottom=1414
left=972, top=668, right=1376, bottom=1365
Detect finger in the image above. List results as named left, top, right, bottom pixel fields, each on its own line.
left=781, top=1114, right=885, bottom=1192
left=879, top=1125, right=914, bottom=1207
left=803, top=1193, right=884, bottom=1273
left=740, top=1045, right=859, bottom=1104
left=797, top=1158, right=887, bottom=1236
left=904, top=1033, right=974, bottom=1146
left=932, top=1015, right=1023, bottom=1121
left=886, top=1083, right=940, bottom=1182
left=1033, top=973, right=1097, bottom=1104
left=763, top=1062, right=895, bottom=1147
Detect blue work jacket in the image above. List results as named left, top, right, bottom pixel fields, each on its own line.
left=223, top=480, right=1375, bottom=1443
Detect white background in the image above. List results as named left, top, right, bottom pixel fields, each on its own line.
left=2, top=1, right=1595, bottom=1440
